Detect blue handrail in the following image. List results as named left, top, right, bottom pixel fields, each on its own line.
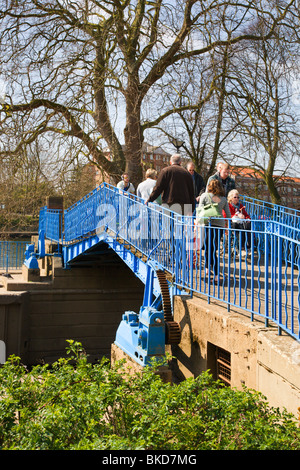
left=39, top=206, right=62, bottom=242
left=40, top=182, right=300, bottom=342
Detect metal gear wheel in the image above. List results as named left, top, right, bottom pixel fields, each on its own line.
left=156, top=269, right=181, bottom=345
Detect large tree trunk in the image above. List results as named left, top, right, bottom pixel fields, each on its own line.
left=265, top=172, right=281, bottom=205
left=209, top=46, right=229, bottom=178
left=265, top=95, right=281, bottom=205
left=94, top=41, right=125, bottom=180
left=124, top=79, right=143, bottom=189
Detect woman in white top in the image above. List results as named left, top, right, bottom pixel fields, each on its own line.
left=136, top=169, right=161, bottom=204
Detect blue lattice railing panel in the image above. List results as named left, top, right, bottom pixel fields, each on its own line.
left=0, top=240, right=30, bottom=273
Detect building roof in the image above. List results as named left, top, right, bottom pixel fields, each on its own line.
left=232, top=166, right=300, bottom=184
left=142, top=142, right=171, bottom=155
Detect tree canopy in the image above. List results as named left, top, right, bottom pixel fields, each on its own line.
left=1, top=0, right=298, bottom=189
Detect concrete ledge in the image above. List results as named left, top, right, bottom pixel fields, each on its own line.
left=22, top=265, right=41, bottom=282
left=257, top=330, right=300, bottom=415
left=1, top=272, right=52, bottom=291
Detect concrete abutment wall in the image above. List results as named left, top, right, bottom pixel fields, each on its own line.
left=0, top=257, right=143, bottom=365
left=171, top=295, right=300, bottom=417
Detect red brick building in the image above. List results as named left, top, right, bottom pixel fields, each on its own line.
left=232, top=167, right=300, bottom=210
left=90, top=142, right=172, bottom=186
left=141, top=143, right=172, bottom=173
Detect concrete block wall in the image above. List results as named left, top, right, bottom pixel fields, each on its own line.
left=0, top=292, right=29, bottom=363
left=0, top=259, right=143, bottom=365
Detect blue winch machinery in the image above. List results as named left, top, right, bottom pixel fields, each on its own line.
left=115, top=261, right=181, bottom=366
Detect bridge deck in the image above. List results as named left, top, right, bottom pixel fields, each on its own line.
left=34, top=183, right=300, bottom=343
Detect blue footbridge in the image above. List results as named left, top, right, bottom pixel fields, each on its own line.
left=24, top=183, right=300, bottom=367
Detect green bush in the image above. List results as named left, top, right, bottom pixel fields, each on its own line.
left=0, top=340, right=299, bottom=450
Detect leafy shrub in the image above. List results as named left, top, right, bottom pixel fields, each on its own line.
left=0, top=340, right=299, bottom=450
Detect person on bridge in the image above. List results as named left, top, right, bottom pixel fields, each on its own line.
left=206, top=162, right=235, bottom=198
left=136, top=168, right=161, bottom=204
left=198, top=179, right=231, bottom=283
left=227, top=189, right=251, bottom=256
left=186, top=161, right=205, bottom=207
left=145, top=154, right=195, bottom=215
left=117, top=173, right=135, bottom=194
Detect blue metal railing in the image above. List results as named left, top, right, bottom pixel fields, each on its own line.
left=241, top=195, right=300, bottom=230
left=40, top=182, right=300, bottom=342
left=39, top=206, right=62, bottom=242
left=0, top=240, right=30, bottom=274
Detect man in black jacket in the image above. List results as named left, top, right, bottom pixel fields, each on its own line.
left=146, top=154, right=195, bottom=215
left=186, top=161, right=205, bottom=205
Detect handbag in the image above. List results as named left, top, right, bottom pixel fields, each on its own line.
left=188, top=223, right=205, bottom=268
left=232, top=205, right=246, bottom=224
left=196, top=195, right=221, bottom=225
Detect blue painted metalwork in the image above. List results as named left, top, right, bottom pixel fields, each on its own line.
left=34, top=182, right=300, bottom=348
left=115, top=259, right=180, bottom=365
left=38, top=206, right=62, bottom=243
left=0, top=240, right=30, bottom=274
left=115, top=306, right=165, bottom=366
left=23, top=253, right=39, bottom=269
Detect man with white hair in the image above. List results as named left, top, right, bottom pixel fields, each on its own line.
left=146, top=154, right=195, bottom=215
left=136, top=168, right=161, bottom=203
